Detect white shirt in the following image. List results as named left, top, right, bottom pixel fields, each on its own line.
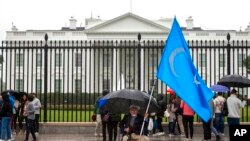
left=214, top=96, right=226, bottom=113
left=227, top=94, right=246, bottom=118
left=32, top=97, right=41, bottom=114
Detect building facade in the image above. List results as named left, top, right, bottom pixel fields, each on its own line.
left=2, top=12, right=250, bottom=94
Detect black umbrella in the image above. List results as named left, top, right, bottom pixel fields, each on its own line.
left=99, top=89, right=159, bottom=114
left=217, top=74, right=250, bottom=88
left=1, top=90, right=25, bottom=101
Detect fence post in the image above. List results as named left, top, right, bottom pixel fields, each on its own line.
left=227, top=33, right=231, bottom=75
left=137, top=33, right=141, bottom=90
left=44, top=34, right=48, bottom=122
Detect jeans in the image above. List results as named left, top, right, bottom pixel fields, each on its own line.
left=228, top=118, right=240, bottom=126
left=169, top=121, right=176, bottom=134
left=214, top=113, right=224, bottom=133
left=34, top=114, right=40, bottom=132
left=25, top=119, right=36, bottom=140
left=156, top=117, right=164, bottom=132
left=1, top=117, right=11, bottom=140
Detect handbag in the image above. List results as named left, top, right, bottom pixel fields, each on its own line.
left=164, top=110, right=170, bottom=117
left=147, top=118, right=154, bottom=131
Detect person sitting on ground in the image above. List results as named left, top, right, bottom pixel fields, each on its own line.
left=119, top=105, right=149, bottom=141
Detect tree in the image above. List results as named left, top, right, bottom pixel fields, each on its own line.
left=243, top=55, right=250, bottom=74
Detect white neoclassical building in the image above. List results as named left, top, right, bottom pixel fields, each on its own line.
left=2, top=12, right=250, bottom=94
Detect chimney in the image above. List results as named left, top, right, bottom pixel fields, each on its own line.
left=69, top=16, right=77, bottom=30
left=186, top=16, right=194, bottom=30
left=11, top=23, right=18, bottom=31
left=245, top=22, right=250, bottom=32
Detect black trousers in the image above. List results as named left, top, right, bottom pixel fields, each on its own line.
left=202, top=119, right=212, bottom=140
left=19, top=116, right=28, bottom=131
left=25, top=119, right=36, bottom=140
left=156, top=117, right=164, bottom=132
left=34, top=114, right=40, bottom=132
left=108, top=121, right=118, bottom=141
left=182, top=115, right=194, bottom=139
left=11, top=114, right=18, bottom=131
left=102, top=122, right=108, bottom=141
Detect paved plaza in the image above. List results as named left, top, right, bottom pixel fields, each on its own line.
left=14, top=133, right=229, bottom=141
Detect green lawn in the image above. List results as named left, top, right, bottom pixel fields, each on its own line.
left=40, top=110, right=93, bottom=122
left=39, top=106, right=250, bottom=122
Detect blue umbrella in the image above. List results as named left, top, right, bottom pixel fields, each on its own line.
left=210, top=84, right=229, bottom=92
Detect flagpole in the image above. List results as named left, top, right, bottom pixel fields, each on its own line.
left=139, top=79, right=157, bottom=139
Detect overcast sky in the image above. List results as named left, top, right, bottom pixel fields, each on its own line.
left=0, top=0, right=249, bottom=41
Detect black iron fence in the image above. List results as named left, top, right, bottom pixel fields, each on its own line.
left=0, top=34, right=250, bottom=122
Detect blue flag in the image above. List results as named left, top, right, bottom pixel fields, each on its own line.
left=157, top=18, right=214, bottom=122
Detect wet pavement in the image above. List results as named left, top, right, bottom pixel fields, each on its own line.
left=14, top=133, right=230, bottom=141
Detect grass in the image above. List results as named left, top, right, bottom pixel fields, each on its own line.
left=39, top=106, right=250, bottom=122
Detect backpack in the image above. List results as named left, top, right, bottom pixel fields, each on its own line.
left=222, top=100, right=228, bottom=116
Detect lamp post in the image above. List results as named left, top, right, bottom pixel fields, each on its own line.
left=44, top=34, right=48, bottom=122
left=227, top=33, right=231, bottom=75
left=137, top=33, right=141, bottom=90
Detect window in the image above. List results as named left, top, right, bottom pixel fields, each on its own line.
left=36, top=53, right=42, bottom=67
left=219, top=53, right=225, bottom=67
left=16, top=53, right=24, bottom=67
left=199, top=53, right=207, bottom=67
left=55, top=53, right=62, bottom=67
left=103, top=53, right=111, bottom=67
left=15, top=79, right=23, bottom=91
left=238, top=54, right=246, bottom=67
left=103, top=79, right=110, bottom=90
left=75, top=79, right=82, bottom=93
left=55, top=79, right=62, bottom=93
left=36, top=79, right=42, bottom=93
left=75, top=53, right=82, bottom=67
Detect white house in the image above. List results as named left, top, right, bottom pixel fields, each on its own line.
left=2, top=12, right=250, bottom=94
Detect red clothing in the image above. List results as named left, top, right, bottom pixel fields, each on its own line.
left=180, top=101, right=195, bottom=116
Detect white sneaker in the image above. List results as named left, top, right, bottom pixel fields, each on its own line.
left=169, top=134, right=174, bottom=137
left=94, top=133, right=98, bottom=136
left=158, top=132, right=165, bottom=136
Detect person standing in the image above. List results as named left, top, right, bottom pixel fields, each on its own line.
left=107, top=113, right=121, bottom=141
left=168, top=95, right=177, bottom=137
left=100, top=89, right=110, bottom=141
left=24, top=94, right=37, bottom=141
left=31, top=93, right=41, bottom=135
left=154, top=94, right=166, bottom=136
left=175, top=96, right=185, bottom=136
left=0, top=94, right=13, bottom=141
left=94, top=95, right=103, bottom=137
left=213, top=92, right=226, bottom=136
left=180, top=100, right=195, bottom=141
left=227, top=89, right=247, bottom=126
left=18, top=93, right=28, bottom=134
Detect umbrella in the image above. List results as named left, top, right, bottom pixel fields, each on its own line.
left=98, top=89, right=159, bottom=114
left=210, top=84, right=229, bottom=92
left=1, top=90, right=25, bottom=101
left=217, top=74, right=250, bottom=88
left=166, top=89, right=175, bottom=95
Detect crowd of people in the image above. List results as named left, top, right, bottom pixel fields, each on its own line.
left=0, top=92, right=41, bottom=141
left=94, top=88, right=247, bottom=141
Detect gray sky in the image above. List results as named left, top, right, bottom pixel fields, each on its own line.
left=0, top=0, right=250, bottom=41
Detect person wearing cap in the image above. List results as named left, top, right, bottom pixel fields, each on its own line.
left=227, top=89, right=247, bottom=126
left=119, top=105, right=149, bottom=141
